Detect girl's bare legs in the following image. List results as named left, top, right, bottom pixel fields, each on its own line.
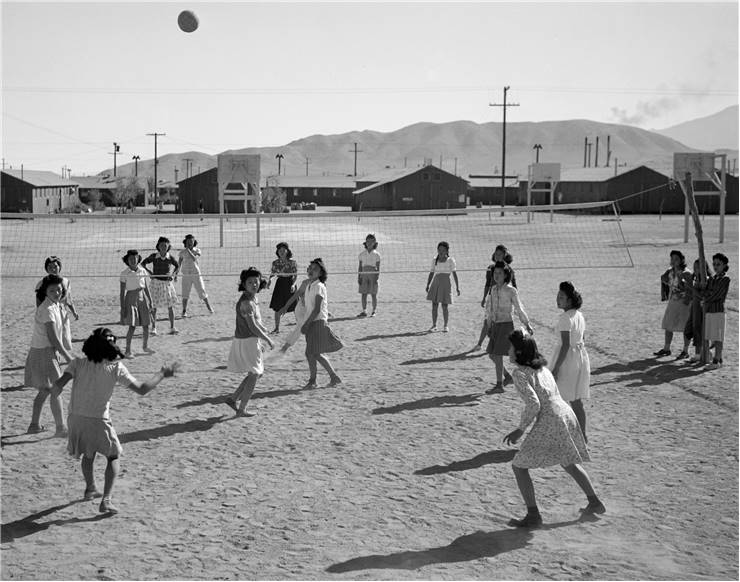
left=235, top=373, right=259, bottom=415
left=510, top=466, right=542, bottom=527
left=49, top=391, right=66, bottom=433
left=316, top=354, right=341, bottom=384
left=370, top=293, right=377, bottom=314
left=181, top=298, right=189, bottom=317
left=493, top=355, right=504, bottom=384
left=99, top=456, right=120, bottom=514
left=204, top=297, right=214, bottom=313
left=663, top=330, right=673, bottom=351
left=570, top=399, right=587, bottom=442
left=306, top=355, right=318, bottom=386
left=273, top=310, right=281, bottom=333
left=476, top=319, right=488, bottom=348
left=142, top=325, right=150, bottom=351
left=441, top=304, right=449, bottom=328
left=81, top=455, right=99, bottom=496
left=431, top=303, right=439, bottom=329
left=562, top=463, right=605, bottom=513
left=360, top=293, right=368, bottom=314
left=150, top=308, right=158, bottom=333
left=167, top=307, right=177, bottom=332
left=125, top=326, right=135, bottom=355
left=30, top=390, right=49, bottom=428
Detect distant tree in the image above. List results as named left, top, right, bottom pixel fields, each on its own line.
left=262, top=186, right=287, bottom=213
left=114, top=177, right=140, bottom=213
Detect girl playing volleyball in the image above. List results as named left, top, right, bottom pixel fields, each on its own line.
left=36, top=256, right=79, bottom=352
left=178, top=234, right=214, bottom=318
left=25, top=274, right=74, bottom=436
left=51, top=327, right=178, bottom=514
left=119, top=250, right=154, bottom=358
left=357, top=234, right=381, bottom=318
left=142, top=236, right=180, bottom=335
left=225, top=268, right=274, bottom=417
left=425, top=241, right=460, bottom=332
left=475, top=244, right=516, bottom=349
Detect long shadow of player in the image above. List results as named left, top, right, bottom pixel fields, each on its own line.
left=372, top=393, right=482, bottom=415
left=356, top=331, right=431, bottom=342
left=119, top=415, right=225, bottom=444
left=326, top=517, right=593, bottom=574
left=414, top=449, right=517, bottom=475
left=1, top=500, right=112, bottom=543
left=399, top=350, right=488, bottom=365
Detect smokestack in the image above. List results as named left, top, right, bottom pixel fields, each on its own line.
left=606, top=135, right=611, bottom=167
left=595, top=137, right=599, bottom=168
left=587, top=143, right=592, bottom=167
left=584, top=137, right=588, bottom=167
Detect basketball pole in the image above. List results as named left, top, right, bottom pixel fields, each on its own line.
left=681, top=172, right=709, bottom=364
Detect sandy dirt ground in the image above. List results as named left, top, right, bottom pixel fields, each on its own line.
left=1, top=214, right=737, bottom=580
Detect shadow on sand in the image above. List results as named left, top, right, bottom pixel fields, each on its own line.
left=372, top=393, right=482, bottom=415
left=326, top=516, right=597, bottom=573
left=1, top=500, right=112, bottom=543
left=415, top=449, right=517, bottom=475
left=119, top=415, right=226, bottom=444
left=400, top=351, right=487, bottom=366
left=1, top=384, right=25, bottom=392
left=356, top=330, right=433, bottom=342
left=181, top=336, right=232, bottom=345
left=591, top=356, right=709, bottom=387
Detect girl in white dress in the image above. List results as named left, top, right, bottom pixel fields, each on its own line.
left=550, top=281, right=590, bottom=442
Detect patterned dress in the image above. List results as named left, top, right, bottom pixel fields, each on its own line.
left=511, top=365, right=590, bottom=469
left=269, top=258, right=298, bottom=312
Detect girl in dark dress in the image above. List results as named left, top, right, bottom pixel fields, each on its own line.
left=267, top=242, right=297, bottom=334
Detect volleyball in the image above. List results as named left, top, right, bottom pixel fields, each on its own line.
left=177, top=10, right=199, bottom=33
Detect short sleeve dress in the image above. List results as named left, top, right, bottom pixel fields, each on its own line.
left=550, top=309, right=590, bottom=401
left=24, top=298, right=66, bottom=389
left=426, top=257, right=457, bottom=304
left=269, top=258, right=298, bottom=313
left=511, top=365, right=590, bottom=469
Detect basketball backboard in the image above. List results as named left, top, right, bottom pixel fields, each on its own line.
left=673, top=153, right=715, bottom=181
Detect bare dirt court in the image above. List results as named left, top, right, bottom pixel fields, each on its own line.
left=1, top=213, right=737, bottom=580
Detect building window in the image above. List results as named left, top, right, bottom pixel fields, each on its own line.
left=422, top=173, right=430, bottom=181
left=433, top=173, right=441, bottom=181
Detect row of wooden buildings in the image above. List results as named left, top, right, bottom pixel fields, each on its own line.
left=2, top=163, right=737, bottom=214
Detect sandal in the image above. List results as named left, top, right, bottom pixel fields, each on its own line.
left=84, top=488, right=103, bottom=501
left=675, top=351, right=689, bottom=360
left=653, top=348, right=671, bottom=357
left=581, top=500, right=606, bottom=515
left=99, top=498, right=119, bottom=515
left=302, top=380, right=318, bottom=390
left=485, top=384, right=505, bottom=395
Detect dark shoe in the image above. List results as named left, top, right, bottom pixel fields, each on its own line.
left=581, top=500, right=606, bottom=515
left=329, top=376, right=343, bottom=387
left=653, top=348, right=671, bottom=357
left=84, top=488, right=103, bottom=501
left=224, top=398, right=238, bottom=412
left=675, top=351, right=689, bottom=360
left=485, top=383, right=505, bottom=395
left=54, top=427, right=68, bottom=438
left=503, top=372, right=513, bottom=386
left=508, top=513, right=543, bottom=528
left=99, top=498, right=119, bottom=515
left=26, top=423, right=46, bottom=434
left=302, top=380, right=318, bottom=390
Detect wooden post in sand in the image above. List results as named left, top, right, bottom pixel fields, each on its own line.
left=682, top=172, right=709, bottom=364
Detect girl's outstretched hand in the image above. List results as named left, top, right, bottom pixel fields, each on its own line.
left=161, top=362, right=180, bottom=378
left=503, top=428, right=523, bottom=446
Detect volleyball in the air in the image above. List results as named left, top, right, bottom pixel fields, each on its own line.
left=177, top=10, right=199, bottom=33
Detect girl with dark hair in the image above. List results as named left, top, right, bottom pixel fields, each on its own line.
left=267, top=242, right=298, bottom=334
left=702, top=253, right=731, bottom=369
left=655, top=250, right=692, bottom=357
left=25, top=274, right=74, bottom=436
left=475, top=245, right=517, bottom=349
left=36, top=256, right=79, bottom=352
left=300, top=258, right=343, bottom=388
left=178, top=234, right=214, bottom=318
left=119, top=250, right=154, bottom=358
left=425, top=241, right=460, bottom=332
left=684, top=259, right=710, bottom=364
left=226, top=268, right=274, bottom=416
left=551, top=281, right=590, bottom=442
left=503, top=329, right=604, bottom=528
left=51, top=328, right=178, bottom=514
left=142, top=236, right=180, bottom=335
left=357, top=234, right=381, bottom=318
left=483, top=262, right=533, bottom=394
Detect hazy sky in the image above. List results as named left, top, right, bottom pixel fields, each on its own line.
left=2, top=1, right=738, bottom=174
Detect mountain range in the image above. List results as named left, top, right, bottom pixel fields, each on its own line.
left=98, top=106, right=739, bottom=183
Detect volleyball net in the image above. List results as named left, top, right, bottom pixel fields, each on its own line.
left=0, top=201, right=633, bottom=278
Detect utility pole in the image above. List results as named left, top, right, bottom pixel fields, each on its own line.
left=147, top=132, right=165, bottom=207
left=439, top=154, right=443, bottom=169
left=595, top=136, right=600, bottom=167
left=132, top=155, right=140, bottom=177
left=490, top=86, right=519, bottom=215
left=533, top=144, right=542, bottom=163
left=174, top=168, right=179, bottom=184
left=587, top=142, right=593, bottom=167
left=605, top=135, right=611, bottom=167
left=583, top=137, right=588, bottom=167
left=305, top=157, right=310, bottom=176
left=184, top=158, right=193, bottom=179
left=454, top=157, right=458, bottom=176
left=349, top=142, right=362, bottom=177
left=112, top=142, right=120, bottom=177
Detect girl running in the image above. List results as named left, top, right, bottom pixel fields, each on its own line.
left=51, top=327, right=178, bottom=514
left=425, top=241, right=460, bottom=332
left=178, top=234, right=214, bottom=317
left=25, top=274, right=74, bottom=436
left=225, top=268, right=274, bottom=416
left=484, top=262, right=533, bottom=394
left=550, top=281, right=591, bottom=442
left=503, top=329, right=605, bottom=528
left=357, top=234, right=381, bottom=318
left=119, top=249, right=154, bottom=358
left=301, top=258, right=343, bottom=388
